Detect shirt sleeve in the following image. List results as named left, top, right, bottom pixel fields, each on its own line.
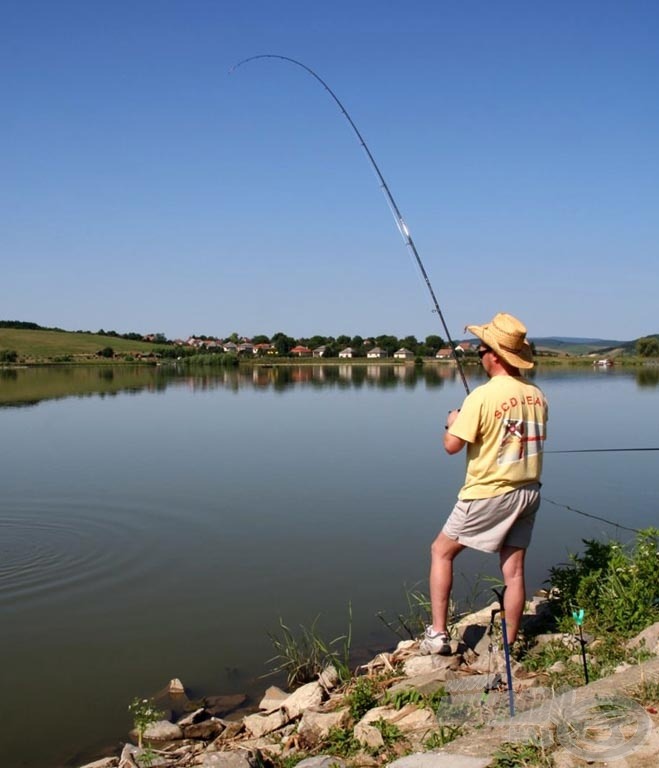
left=448, top=389, right=481, bottom=444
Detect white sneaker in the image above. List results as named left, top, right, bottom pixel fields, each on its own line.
left=419, top=627, right=452, bottom=655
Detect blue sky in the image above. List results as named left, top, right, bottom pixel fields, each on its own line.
left=2, top=1, right=657, bottom=341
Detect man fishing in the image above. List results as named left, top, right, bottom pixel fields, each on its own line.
left=421, top=312, right=548, bottom=656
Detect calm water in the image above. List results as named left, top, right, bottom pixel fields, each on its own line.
left=1, top=363, right=658, bottom=767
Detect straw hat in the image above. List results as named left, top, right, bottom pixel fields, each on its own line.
left=466, top=312, right=534, bottom=369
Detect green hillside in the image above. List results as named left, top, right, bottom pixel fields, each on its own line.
left=0, top=327, right=165, bottom=362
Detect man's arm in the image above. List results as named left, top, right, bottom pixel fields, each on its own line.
left=444, top=409, right=467, bottom=455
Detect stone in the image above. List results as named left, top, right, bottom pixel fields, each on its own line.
left=391, top=706, right=436, bottom=736
left=387, top=669, right=451, bottom=696
left=178, top=707, right=208, bottom=727
left=198, top=750, right=262, bottom=768
left=403, top=654, right=458, bottom=677
left=78, top=759, right=119, bottom=768
left=169, top=678, right=186, bottom=694
left=295, top=757, right=347, bottom=768
left=183, top=719, right=225, bottom=740
left=354, top=721, right=384, bottom=749
left=397, top=640, right=417, bottom=652
left=141, top=719, right=184, bottom=742
left=454, top=601, right=499, bottom=630
left=389, top=753, right=491, bottom=768
left=243, top=708, right=288, bottom=738
left=259, top=685, right=289, bottom=712
left=627, top=620, right=659, bottom=655
left=318, top=664, right=340, bottom=690
left=460, top=624, right=490, bottom=655
left=209, top=719, right=244, bottom=746
left=204, top=694, right=247, bottom=717
left=297, top=707, right=350, bottom=746
left=549, top=661, right=566, bottom=673
left=281, top=681, right=324, bottom=719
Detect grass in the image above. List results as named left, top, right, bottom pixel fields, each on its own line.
left=0, top=327, right=165, bottom=361
left=491, top=740, right=554, bottom=767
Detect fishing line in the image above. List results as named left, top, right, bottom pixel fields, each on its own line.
left=230, top=54, right=470, bottom=394
left=542, top=497, right=642, bottom=534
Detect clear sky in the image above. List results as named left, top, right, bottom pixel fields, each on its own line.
left=2, top=1, right=657, bottom=341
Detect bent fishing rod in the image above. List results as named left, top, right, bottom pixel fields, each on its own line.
left=230, top=54, right=470, bottom=395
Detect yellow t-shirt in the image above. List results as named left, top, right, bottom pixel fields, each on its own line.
left=449, top=375, right=548, bottom=500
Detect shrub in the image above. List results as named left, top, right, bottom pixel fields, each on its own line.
left=548, top=527, right=659, bottom=635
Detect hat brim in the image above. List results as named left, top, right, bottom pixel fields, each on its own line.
left=466, top=323, right=534, bottom=369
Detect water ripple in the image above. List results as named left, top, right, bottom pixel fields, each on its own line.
left=0, top=498, right=161, bottom=608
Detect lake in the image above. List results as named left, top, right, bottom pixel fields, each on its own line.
left=1, top=362, right=658, bottom=767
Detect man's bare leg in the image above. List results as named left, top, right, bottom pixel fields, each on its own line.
left=429, top=532, right=465, bottom=633
left=499, top=545, right=526, bottom=644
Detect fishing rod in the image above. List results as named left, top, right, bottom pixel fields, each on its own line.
left=230, top=54, right=471, bottom=395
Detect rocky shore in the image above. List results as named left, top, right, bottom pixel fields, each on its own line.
left=77, top=597, right=659, bottom=768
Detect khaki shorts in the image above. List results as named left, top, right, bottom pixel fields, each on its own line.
left=442, top=483, right=540, bottom=553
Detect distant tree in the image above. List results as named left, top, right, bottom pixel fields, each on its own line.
left=228, top=332, right=241, bottom=343
left=252, top=334, right=271, bottom=344
left=350, top=335, right=364, bottom=348
left=97, top=346, right=114, bottom=358
left=0, top=349, right=18, bottom=362
left=401, top=335, right=419, bottom=353
left=636, top=336, right=659, bottom=357
left=153, top=333, right=168, bottom=344
left=375, top=335, right=400, bottom=356
left=425, top=334, right=445, bottom=350
left=272, top=332, right=295, bottom=355
left=336, top=335, right=351, bottom=347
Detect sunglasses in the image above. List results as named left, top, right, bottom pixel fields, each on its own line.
left=477, top=347, right=492, bottom=359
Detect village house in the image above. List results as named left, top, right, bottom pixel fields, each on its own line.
left=338, top=347, right=354, bottom=359
left=222, top=341, right=238, bottom=353
left=366, top=347, right=388, bottom=359
left=312, top=346, right=327, bottom=358
left=393, top=348, right=415, bottom=360
left=290, top=345, right=312, bottom=357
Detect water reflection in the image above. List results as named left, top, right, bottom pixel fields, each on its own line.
left=0, top=363, right=463, bottom=406
left=636, top=367, right=659, bottom=387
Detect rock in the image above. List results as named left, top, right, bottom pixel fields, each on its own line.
left=297, top=707, right=350, bottom=746
left=141, top=719, right=184, bottom=742
left=388, top=669, right=452, bottom=696
left=204, top=694, right=247, bottom=717
left=391, top=706, right=436, bottom=736
left=354, top=721, right=385, bottom=750
left=281, top=681, right=324, bottom=719
left=183, top=718, right=225, bottom=740
left=454, top=601, right=499, bottom=630
left=259, top=686, right=288, bottom=712
left=396, top=640, right=417, bottom=652
left=403, top=654, right=458, bottom=677
left=178, top=707, right=208, bottom=727
left=78, top=759, right=119, bottom=768
left=627, top=620, right=659, bottom=655
left=318, top=664, right=340, bottom=690
left=243, top=708, right=288, bottom=737
left=532, top=633, right=563, bottom=647
left=208, top=719, right=244, bottom=746
left=198, top=750, right=262, bottom=768
left=460, top=624, right=490, bottom=655
left=549, top=661, right=567, bottom=673
left=389, top=754, right=490, bottom=768
left=169, top=678, right=186, bottom=694
left=295, top=757, right=347, bottom=768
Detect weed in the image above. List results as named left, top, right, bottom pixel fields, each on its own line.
left=346, top=676, right=379, bottom=720
left=384, top=688, right=425, bottom=710
left=423, top=724, right=463, bottom=749
left=631, top=678, right=659, bottom=706
left=128, top=697, right=164, bottom=748
left=321, top=726, right=361, bottom=757
left=266, top=606, right=352, bottom=689
left=373, top=717, right=405, bottom=749
left=491, top=739, right=553, bottom=767
left=548, top=528, right=659, bottom=636
left=138, top=746, right=157, bottom=768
